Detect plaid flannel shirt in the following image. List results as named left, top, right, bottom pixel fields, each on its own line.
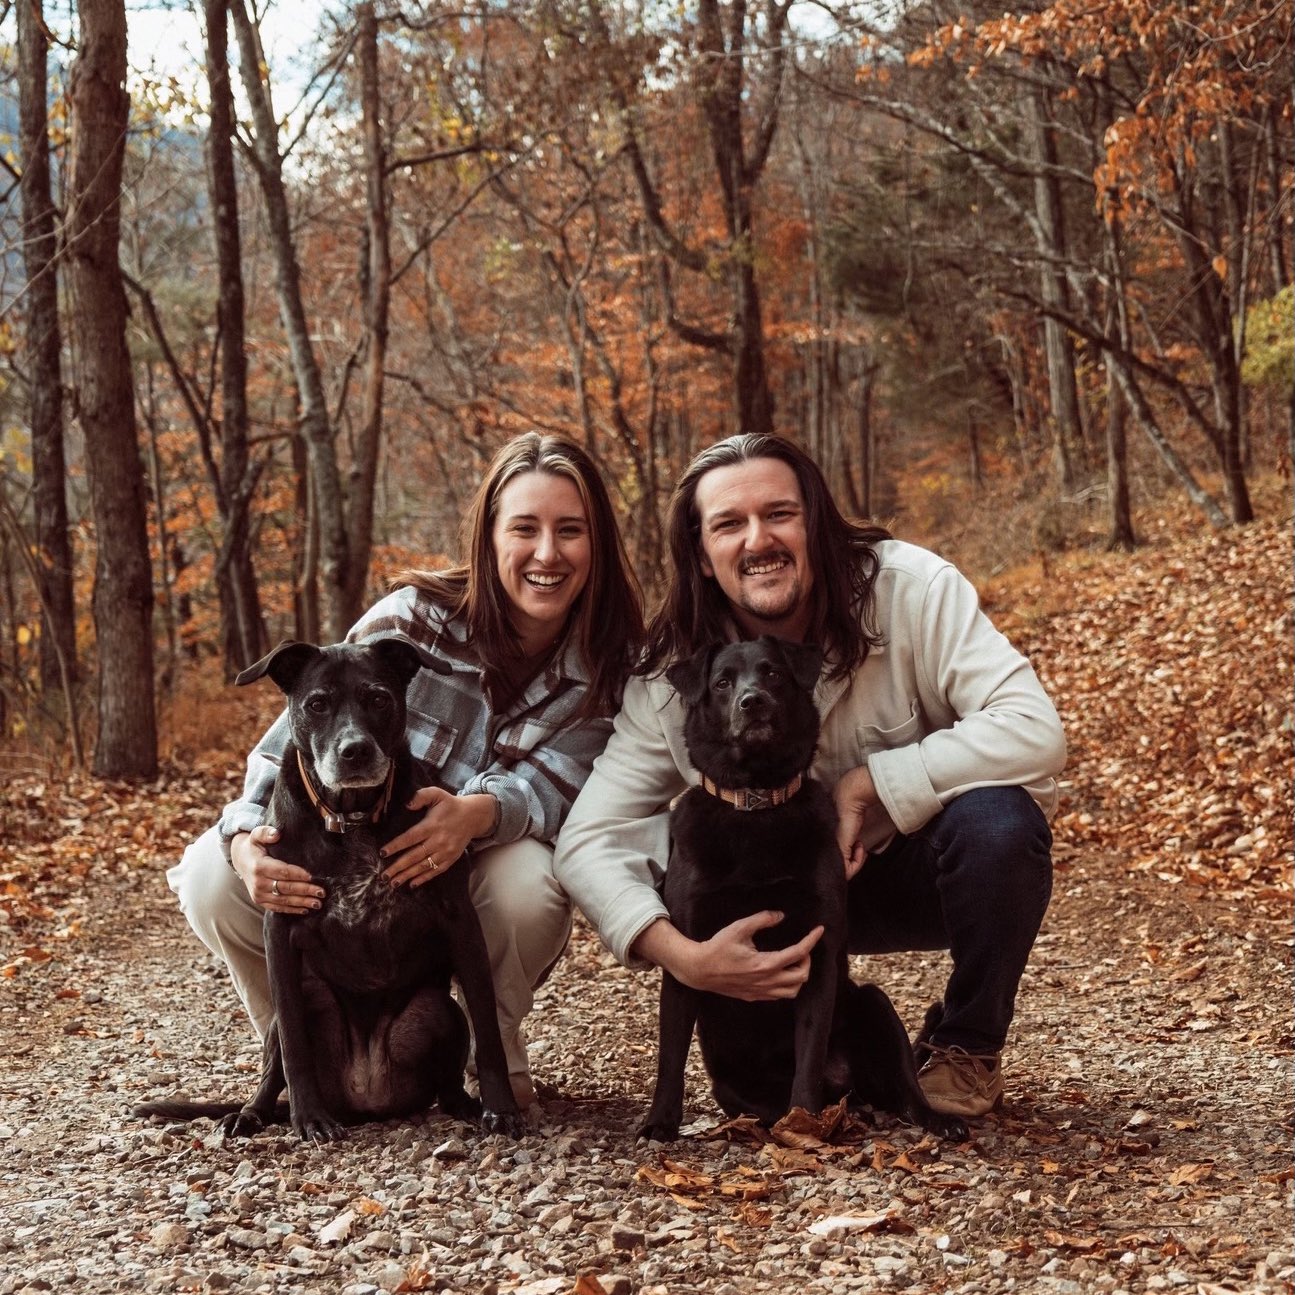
left=217, top=586, right=613, bottom=854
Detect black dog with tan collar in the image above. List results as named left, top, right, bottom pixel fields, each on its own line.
left=137, top=639, right=522, bottom=1142
left=639, top=636, right=966, bottom=1142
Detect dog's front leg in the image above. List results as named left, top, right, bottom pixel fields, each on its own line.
left=266, top=916, right=346, bottom=1142
left=788, top=942, right=839, bottom=1116
left=638, top=972, right=699, bottom=1141
left=448, top=918, right=523, bottom=1138
left=220, top=1027, right=286, bottom=1140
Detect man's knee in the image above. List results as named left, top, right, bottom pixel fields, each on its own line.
left=929, top=787, right=1053, bottom=917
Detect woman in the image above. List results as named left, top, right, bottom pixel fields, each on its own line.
left=168, top=432, right=644, bottom=1110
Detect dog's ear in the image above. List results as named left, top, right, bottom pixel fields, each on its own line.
left=369, top=636, right=451, bottom=688
left=235, top=641, right=321, bottom=693
left=774, top=638, right=824, bottom=693
left=666, top=645, right=717, bottom=705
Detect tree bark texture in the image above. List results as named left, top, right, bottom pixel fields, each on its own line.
left=18, top=0, right=77, bottom=691
left=696, top=0, right=781, bottom=438
left=229, top=0, right=351, bottom=641
left=65, top=0, right=158, bottom=778
left=1026, top=86, right=1085, bottom=493
left=203, top=0, right=267, bottom=673
left=344, top=1, right=389, bottom=621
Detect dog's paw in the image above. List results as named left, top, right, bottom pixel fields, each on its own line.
left=292, top=1110, right=347, bottom=1143
left=927, top=1110, right=970, bottom=1143
left=439, top=1087, right=483, bottom=1123
left=480, top=1107, right=525, bottom=1139
left=218, top=1107, right=266, bottom=1141
left=636, top=1120, right=681, bottom=1143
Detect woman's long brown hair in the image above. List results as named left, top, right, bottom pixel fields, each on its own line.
left=396, top=433, right=645, bottom=719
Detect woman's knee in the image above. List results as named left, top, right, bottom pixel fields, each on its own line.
left=167, top=826, right=262, bottom=949
left=470, top=838, right=571, bottom=930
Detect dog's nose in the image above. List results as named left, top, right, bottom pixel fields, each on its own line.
left=339, top=737, right=374, bottom=764
left=738, top=689, right=768, bottom=713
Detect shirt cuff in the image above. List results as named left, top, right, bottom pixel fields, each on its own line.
left=602, top=890, right=672, bottom=969
left=866, top=743, right=943, bottom=836
left=461, top=772, right=527, bottom=844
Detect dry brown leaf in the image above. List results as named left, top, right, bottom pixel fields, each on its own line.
left=762, top=1145, right=822, bottom=1173
left=1043, top=1231, right=1103, bottom=1251
left=354, top=1197, right=387, bottom=1216
left=735, top=1200, right=774, bottom=1228
left=570, top=1274, right=609, bottom=1295
left=1168, top=1162, right=1214, bottom=1185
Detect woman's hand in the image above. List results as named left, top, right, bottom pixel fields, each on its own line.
left=230, top=826, right=325, bottom=914
left=381, top=789, right=499, bottom=888
left=633, top=913, right=824, bottom=1002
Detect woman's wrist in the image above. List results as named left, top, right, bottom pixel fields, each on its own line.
left=462, top=792, right=501, bottom=841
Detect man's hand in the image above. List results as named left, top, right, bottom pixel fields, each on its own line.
left=633, top=912, right=823, bottom=1002
left=835, top=763, right=879, bottom=880
left=230, top=827, right=324, bottom=914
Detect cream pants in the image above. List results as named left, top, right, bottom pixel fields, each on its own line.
left=167, top=827, right=571, bottom=1108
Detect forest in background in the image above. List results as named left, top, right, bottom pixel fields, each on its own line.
left=0, top=0, right=1290, bottom=778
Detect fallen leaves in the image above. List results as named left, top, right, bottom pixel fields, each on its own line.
left=994, top=519, right=1293, bottom=914
left=634, top=1158, right=774, bottom=1212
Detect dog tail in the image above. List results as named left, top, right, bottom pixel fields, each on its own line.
left=133, top=1098, right=288, bottom=1122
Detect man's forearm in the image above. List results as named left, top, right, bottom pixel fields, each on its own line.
left=631, top=918, right=698, bottom=984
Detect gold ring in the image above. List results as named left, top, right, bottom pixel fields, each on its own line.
left=271, top=879, right=281, bottom=897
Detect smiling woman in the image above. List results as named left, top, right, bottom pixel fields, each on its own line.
left=492, top=473, right=593, bottom=660
left=165, top=432, right=645, bottom=1116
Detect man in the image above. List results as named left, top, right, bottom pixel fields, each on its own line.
left=553, top=434, right=1066, bottom=1118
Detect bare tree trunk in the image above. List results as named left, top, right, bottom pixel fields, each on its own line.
left=345, top=0, right=390, bottom=617
left=1103, top=354, right=1136, bottom=550
left=696, top=0, right=781, bottom=437
left=66, top=0, right=157, bottom=778
left=291, top=434, right=320, bottom=644
left=1102, top=203, right=1227, bottom=529
left=18, top=0, right=76, bottom=692
left=1027, top=85, right=1085, bottom=492
left=229, top=0, right=351, bottom=640
left=855, top=354, right=879, bottom=518
left=204, top=0, right=267, bottom=674
left=140, top=366, right=179, bottom=684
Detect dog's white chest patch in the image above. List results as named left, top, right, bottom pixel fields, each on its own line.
left=326, top=844, right=397, bottom=929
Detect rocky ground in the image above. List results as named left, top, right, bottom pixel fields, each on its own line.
left=1, top=517, right=1291, bottom=1295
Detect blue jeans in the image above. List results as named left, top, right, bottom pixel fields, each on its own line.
left=846, top=786, right=1053, bottom=1054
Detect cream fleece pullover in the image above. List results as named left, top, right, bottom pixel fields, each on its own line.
left=553, top=540, right=1067, bottom=967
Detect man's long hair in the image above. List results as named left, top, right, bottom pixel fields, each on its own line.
left=640, top=434, right=891, bottom=679
left=397, top=432, right=645, bottom=719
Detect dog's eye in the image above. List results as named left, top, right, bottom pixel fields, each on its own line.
left=764, top=669, right=781, bottom=682
left=305, top=696, right=330, bottom=714
left=713, top=677, right=732, bottom=691
left=367, top=691, right=392, bottom=709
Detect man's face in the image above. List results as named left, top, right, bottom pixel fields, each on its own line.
left=693, top=457, right=815, bottom=641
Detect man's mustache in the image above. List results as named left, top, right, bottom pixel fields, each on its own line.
left=738, top=551, right=794, bottom=575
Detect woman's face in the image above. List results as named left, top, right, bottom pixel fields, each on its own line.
left=492, top=470, right=593, bottom=654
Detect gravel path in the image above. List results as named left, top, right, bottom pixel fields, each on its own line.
left=1, top=841, right=1289, bottom=1295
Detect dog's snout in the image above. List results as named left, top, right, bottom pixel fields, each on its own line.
left=339, top=736, right=375, bottom=764
left=737, top=688, right=770, bottom=714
